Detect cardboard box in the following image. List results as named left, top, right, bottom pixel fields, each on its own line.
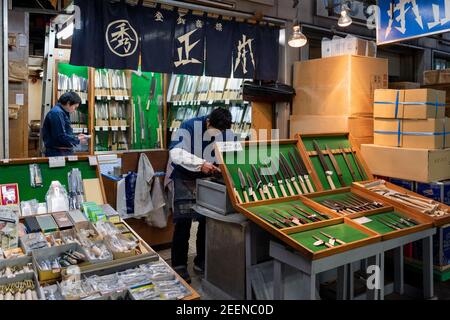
left=424, top=70, right=441, bottom=85
left=360, top=144, right=450, bottom=183
left=348, top=117, right=373, bottom=138
left=417, top=181, right=450, bottom=205
left=439, top=69, right=450, bottom=84
left=352, top=136, right=374, bottom=149
left=389, top=82, right=421, bottom=90
left=293, top=55, right=388, bottom=117
left=374, top=118, right=449, bottom=149
left=289, top=115, right=349, bottom=137
left=374, top=89, right=446, bottom=119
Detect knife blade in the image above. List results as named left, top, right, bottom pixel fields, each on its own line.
left=325, top=145, right=346, bottom=187
left=291, top=148, right=315, bottom=193
left=312, top=140, right=336, bottom=190
left=237, top=168, right=250, bottom=203
left=339, top=145, right=357, bottom=182
left=278, top=156, right=296, bottom=196
left=288, top=150, right=309, bottom=194
left=320, top=231, right=346, bottom=245
left=251, top=165, right=267, bottom=200
left=272, top=160, right=289, bottom=197
left=281, top=154, right=303, bottom=195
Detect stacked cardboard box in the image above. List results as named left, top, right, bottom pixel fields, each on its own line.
left=290, top=55, right=388, bottom=148
left=361, top=88, right=450, bottom=183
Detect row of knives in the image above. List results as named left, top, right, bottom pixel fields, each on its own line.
left=94, top=101, right=128, bottom=126
left=233, top=148, right=315, bottom=204
left=317, top=193, right=384, bottom=215
left=67, top=169, right=85, bottom=211
left=94, top=69, right=129, bottom=97
left=256, top=204, right=330, bottom=229
left=312, top=140, right=366, bottom=190
left=57, top=73, right=88, bottom=102
left=95, top=131, right=129, bottom=152
left=69, top=110, right=87, bottom=128
left=168, top=75, right=243, bottom=102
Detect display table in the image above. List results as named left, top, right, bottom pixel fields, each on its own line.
left=270, top=226, right=436, bottom=300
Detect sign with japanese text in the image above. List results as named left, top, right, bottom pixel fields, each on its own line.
left=377, top=0, right=450, bottom=45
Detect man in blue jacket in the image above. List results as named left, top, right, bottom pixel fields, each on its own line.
left=169, top=107, right=233, bottom=283
left=42, top=92, right=88, bottom=157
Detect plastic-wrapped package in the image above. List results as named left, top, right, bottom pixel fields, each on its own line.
left=46, top=181, right=69, bottom=213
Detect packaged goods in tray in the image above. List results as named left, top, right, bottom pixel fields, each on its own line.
left=94, top=220, right=121, bottom=238
left=58, top=260, right=190, bottom=300
left=46, top=181, right=69, bottom=213
left=0, top=279, right=40, bottom=300
left=20, top=232, right=49, bottom=253
left=29, top=164, right=43, bottom=188
left=37, top=249, right=86, bottom=270
left=0, top=206, right=18, bottom=250
left=20, top=200, right=47, bottom=217
left=104, top=234, right=138, bottom=259
left=79, top=239, right=113, bottom=263
left=0, top=262, right=33, bottom=279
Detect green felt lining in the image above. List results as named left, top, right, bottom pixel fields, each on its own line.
left=0, top=161, right=98, bottom=203
left=289, top=223, right=369, bottom=252
left=352, top=211, right=414, bottom=235
left=222, top=143, right=316, bottom=201
left=301, top=135, right=367, bottom=190
left=247, top=199, right=322, bottom=225
left=57, top=62, right=89, bottom=120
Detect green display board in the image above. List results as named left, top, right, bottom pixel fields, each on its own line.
left=352, top=211, right=413, bottom=235
left=301, top=135, right=367, bottom=190
left=247, top=199, right=322, bottom=224
left=290, top=223, right=369, bottom=253
left=0, top=161, right=98, bottom=203
left=222, top=143, right=316, bottom=202
left=57, top=62, right=89, bottom=114
left=131, top=71, right=163, bottom=150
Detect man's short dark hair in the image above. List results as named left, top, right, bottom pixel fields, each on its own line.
left=208, top=108, right=232, bottom=131
left=58, top=92, right=82, bottom=106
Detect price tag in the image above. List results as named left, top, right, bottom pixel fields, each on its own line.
left=111, top=126, right=118, bottom=131
left=88, top=156, right=98, bottom=166
left=2, top=159, right=9, bottom=164
left=174, top=101, right=178, bottom=106
left=120, top=126, right=127, bottom=131
left=82, top=99, right=87, bottom=104
left=96, top=96, right=101, bottom=100
left=208, top=100, right=214, bottom=105
left=95, top=126, right=101, bottom=131
left=116, top=96, right=123, bottom=101
left=102, top=126, right=109, bottom=131
left=353, top=217, right=372, bottom=225
left=124, top=96, right=129, bottom=100
left=225, top=99, right=230, bottom=105
left=107, top=95, right=111, bottom=100
left=216, top=141, right=243, bottom=153
left=84, top=128, right=88, bottom=134
left=49, top=157, right=66, bottom=168
left=68, top=156, right=78, bottom=162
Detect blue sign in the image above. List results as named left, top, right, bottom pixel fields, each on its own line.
left=377, top=0, right=450, bottom=45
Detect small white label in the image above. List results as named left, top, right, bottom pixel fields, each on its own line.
left=82, top=99, right=87, bottom=104
left=84, top=128, right=88, bottom=134
left=88, top=156, right=98, bottom=166
left=216, top=141, right=243, bottom=153
left=102, top=126, right=109, bottom=131
left=120, top=126, right=127, bottom=131
left=96, top=96, right=101, bottom=100
left=208, top=100, right=214, bottom=105
left=95, top=126, right=101, bottom=131
left=49, top=157, right=66, bottom=168
left=116, top=96, right=123, bottom=101
left=68, top=156, right=78, bottom=162
left=225, top=99, right=230, bottom=105
left=107, top=95, right=111, bottom=100
left=124, top=96, right=129, bottom=100
left=353, top=217, right=373, bottom=225
left=2, top=159, right=9, bottom=164
left=111, top=126, right=118, bottom=131
left=16, top=94, right=24, bottom=106
left=174, top=101, right=178, bottom=106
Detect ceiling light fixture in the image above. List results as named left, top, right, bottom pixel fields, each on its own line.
left=338, top=3, right=353, bottom=27
left=288, top=0, right=307, bottom=48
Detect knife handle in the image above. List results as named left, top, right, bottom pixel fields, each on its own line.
left=250, top=190, right=259, bottom=202
left=259, top=189, right=267, bottom=201
left=263, top=186, right=272, bottom=199
left=279, top=184, right=288, bottom=198
left=233, top=188, right=243, bottom=204
left=285, top=181, right=295, bottom=196
left=242, top=190, right=250, bottom=203
left=305, top=176, right=315, bottom=193
left=292, top=180, right=303, bottom=195
left=298, top=177, right=308, bottom=194
left=324, top=241, right=334, bottom=248
left=271, top=186, right=280, bottom=198
left=326, top=175, right=336, bottom=190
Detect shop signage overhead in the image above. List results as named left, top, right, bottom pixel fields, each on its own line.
left=70, top=0, right=279, bottom=80
left=377, top=0, right=450, bottom=45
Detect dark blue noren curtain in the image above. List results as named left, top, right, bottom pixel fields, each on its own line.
left=232, top=22, right=260, bottom=79
left=257, top=26, right=280, bottom=81
left=141, top=5, right=176, bottom=74
left=70, top=0, right=104, bottom=68
left=205, top=17, right=234, bottom=78
left=172, top=12, right=206, bottom=76
left=103, top=0, right=141, bottom=70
